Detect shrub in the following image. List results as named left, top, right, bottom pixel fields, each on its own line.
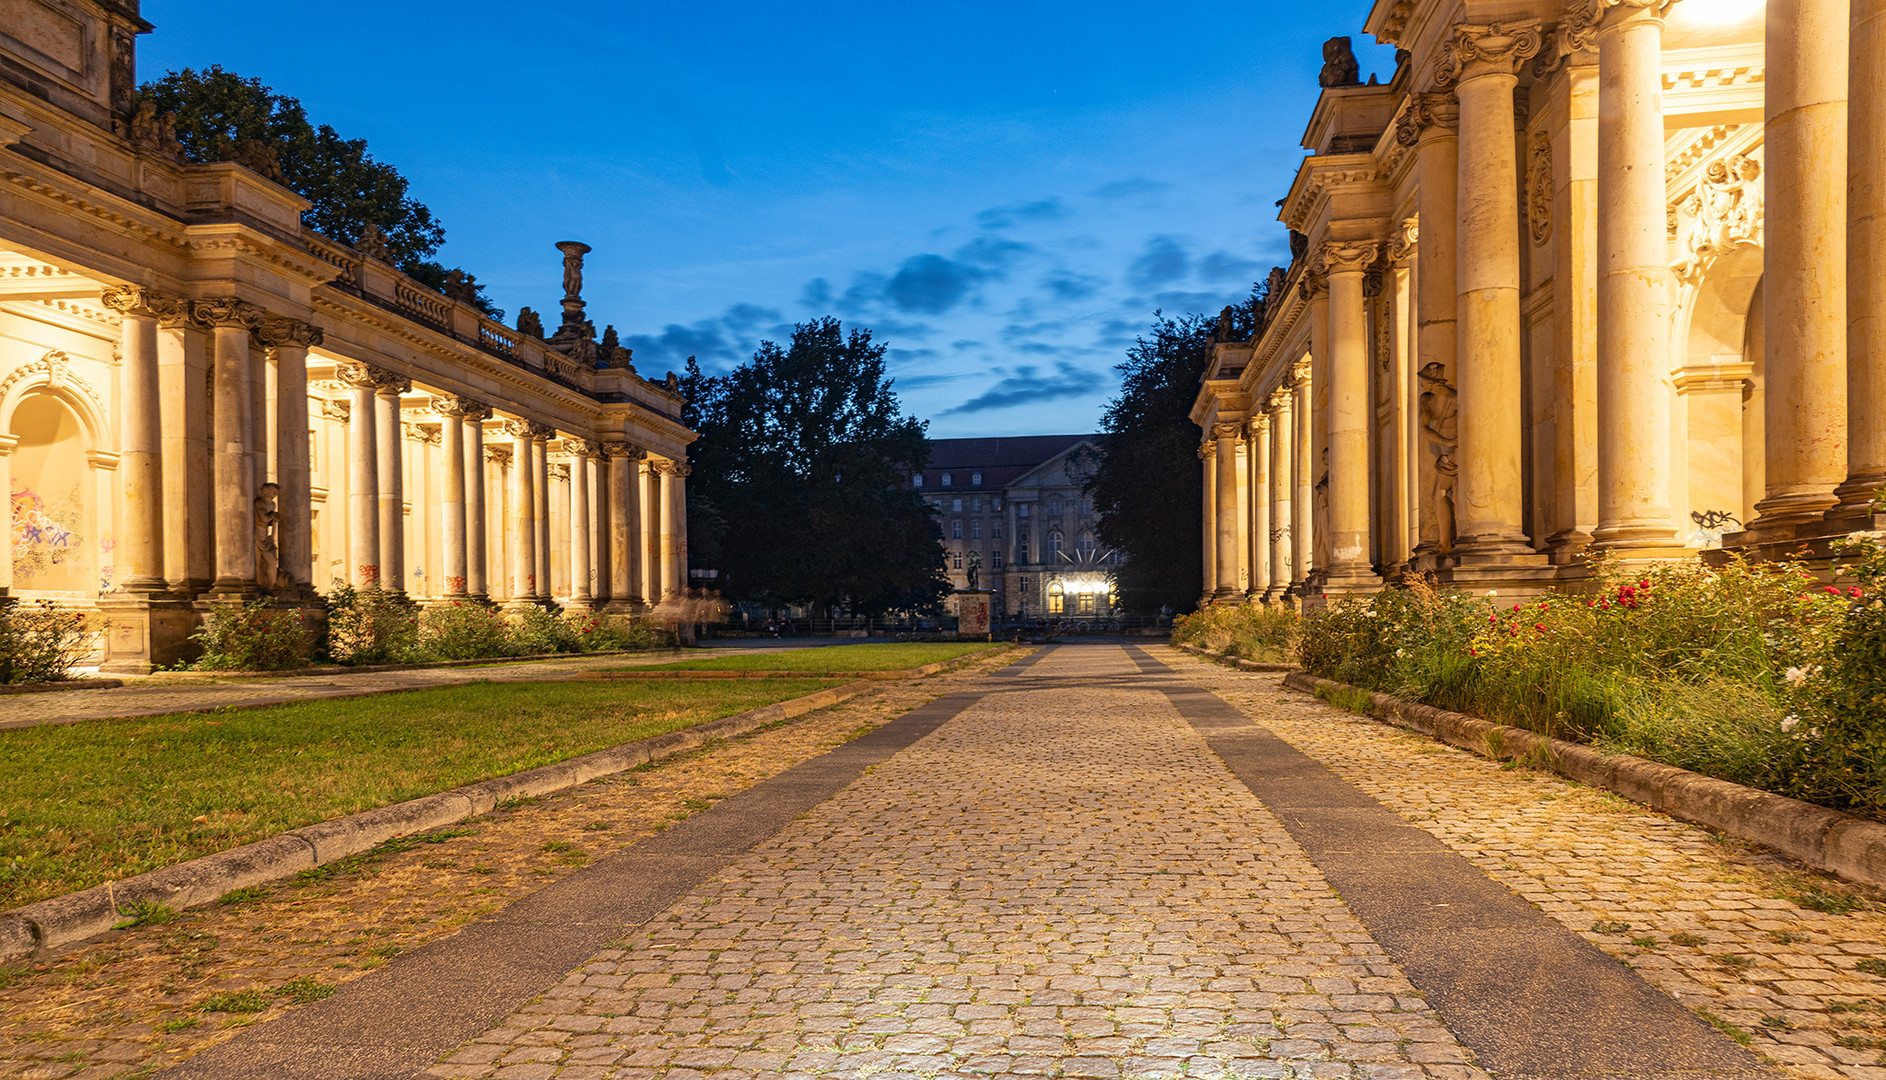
left=571, top=613, right=674, bottom=652
left=417, top=601, right=515, bottom=660
left=189, top=599, right=309, bottom=671
left=0, top=600, right=90, bottom=683
left=324, top=583, right=419, bottom=665
left=508, top=606, right=581, bottom=655
left=1172, top=602, right=1299, bottom=663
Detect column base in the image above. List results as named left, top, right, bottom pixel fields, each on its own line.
left=98, top=595, right=198, bottom=673
left=1715, top=510, right=1886, bottom=569
left=1744, top=489, right=1842, bottom=539
left=564, top=598, right=595, bottom=614
left=1435, top=546, right=1553, bottom=600
left=1544, top=528, right=1594, bottom=565
left=601, top=598, right=643, bottom=616
left=1831, top=474, right=1886, bottom=517
left=1321, top=563, right=1382, bottom=596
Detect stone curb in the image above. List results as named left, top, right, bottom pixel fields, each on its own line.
left=0, top=678, right=879, bottom=963
left=1171, top=641, right=1298, bottom=673
left=0, top=677, right=125, bottom=696
left=1280, top=670, right=1886, bottom=891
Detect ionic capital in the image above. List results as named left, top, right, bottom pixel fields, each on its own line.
left=1433, top=20, right=1546, bottom=88
left=503, top=418, right=556, bottom=441
left=548, top=462, right=571, bottom=482
left=431, top=394, right=493, bottom=421
left=253, top=315, right=324, bottom=349
left=484, top=445, right=513, bottom=465
left=563, top=438, right=603, bottom=458
left=600, top=440, right=647, bottom=460
left=1210, top=421, right=1243, bottom=442
left=337, top=361, right=408, bottom=393
left=1394, top=93, right=1460, bottom=147
left=100, top=285, right=188, bottom=322
left=1388, top=217, right=1420, bottom=261
left=1320, top=240, right=1380, bottom=275
left=189, top=296, right=268, bottom=329
left=1197, top=441, right=1217, bottom=461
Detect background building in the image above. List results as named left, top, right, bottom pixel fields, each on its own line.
left=915, top=436, right=1118, bottom=620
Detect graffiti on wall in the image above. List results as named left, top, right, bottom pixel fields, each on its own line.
left=10, top=480, right=86, bottom=585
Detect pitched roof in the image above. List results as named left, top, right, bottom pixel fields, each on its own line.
left=917, top=435, right=1099, bottom=490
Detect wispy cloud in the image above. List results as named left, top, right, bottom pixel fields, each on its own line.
left=1128, top=235, right=1190, bottom=288
left=941, top=360, right=1104, bottom=415
left=975, top=197, right=1070, bottom=229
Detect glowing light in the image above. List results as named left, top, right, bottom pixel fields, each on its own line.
left=1683, top=0, right=1763, bottom=26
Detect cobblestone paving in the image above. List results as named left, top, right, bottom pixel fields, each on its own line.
left=427, top=646, right=1486, bottom=1080
left=1174, top=652, right=1886, bottom=1080
left=0, top=652, right=1021, bottom=1080
left=0, top=648, right=763, bottom=730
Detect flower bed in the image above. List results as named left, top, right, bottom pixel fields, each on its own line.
left=1172, top=602, right=1299, bottom=665
left=1295, top=536, right=1886, bottom=820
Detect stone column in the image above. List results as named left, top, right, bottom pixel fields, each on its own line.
left=1590, top=0, right=1681, bottom=550
left=1249, top=415, right=1271, bottom=599
left=650, top=460, right=676, bottom=604
left=462, top=405, right=493, bottom=600
left=668, top=462, right=690, bottom=599
left=566, top=440, right=597, bottom=608
left=532, top=432, right=552, bottom=599
left=431, top=397, right=476, bottom=596
left=1211, top=422, right=1241, bottom=599
left=1840, top=0, right=1886, bottom=515
left=1292, top=369, right=1313, bottom=589
left=198, top=299, right=264, bottom=593
left=1399, top=95, right=1462, bottom=557
left=602, top=442, right=646, bottom=613
left=1436, top=21, right=1545, bottom=556
left=1751, top=0, right=1850, bottom=531
left=373, top=374, right=410, bottom=592
left=1323, top=240, right=1383, bottom=589
left=337, top=363, right=383, bottom=588
left=257, top=317, right=320, bottom=594
left=1269, top=392, right=1294, bottom=600
left=100, top=287, right=172, bottom=592
left=1199, top=441, right=1218, bottom=600
left=485, top=444, right=510, bottom=600
left=506, top=420, right=539, bottom=605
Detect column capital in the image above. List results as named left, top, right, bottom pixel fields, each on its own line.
left=548, top=462, right=571, bottom=481
left=253, top=315, right=324, bottom=349
left=319, top=398, right=351, bottom=422
left=404, top=422, right=441, bottom=446
left=1296, top=250, right=1329, bottom=299
left=1433, top=20, right=1546, bottom=87
left=1245, top=415, right=1269, bottom=438
left=338, top=361, right=408, bottom=393
left=504, top=418, right=556, bottom=441
left=600, top=440, right=648, bottom=460
left=100, top=285, right=188, bottom=321
left=1197, top=440, right=1217, bottom=461
left=1394, top=93, right=1460, bottom=146
left=484, top=445, right=513, bottom=465
left=563, top=438, right=603, bottom=458
left=431, top=394, right=493, bottom=421
left=189, top=296, right=269, bottom=330
left=1210, top=421, right=1243, bottom=442
left=1320, top=240, right=1381, bottom=275
left=651, top=458, right=688, bottom=477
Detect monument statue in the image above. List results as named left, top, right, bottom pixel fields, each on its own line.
left=1417, top=362, right=1459, bottom=551
left=1319, top=37, right=1361, bottom=88
left=965, top=549, right=981, bottom=590
left=254, top=482, right=281, bottom=591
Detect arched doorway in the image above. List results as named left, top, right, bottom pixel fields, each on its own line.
left=9, top=393, right=97, bottom=595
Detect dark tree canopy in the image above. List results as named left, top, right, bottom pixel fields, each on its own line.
left=682, top=318, right=948, bottom=615
left=140, top=67, right=500, bottom=318
left=1088, top=310, right=1221, bottom=616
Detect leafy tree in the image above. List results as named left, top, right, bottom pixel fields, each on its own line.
left=682, top=318, right=947, bottom=616
left=140, top=67, right=500, bottom=318
left=1089, top=310, right=1218, bottom=616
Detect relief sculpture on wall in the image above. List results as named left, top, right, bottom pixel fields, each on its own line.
left=1417, top=362, right=1458, bottom=552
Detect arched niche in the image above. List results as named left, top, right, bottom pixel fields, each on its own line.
left=1673, top=242, right=1764, bottom=544
left=8, top=392, right=97, bottom=595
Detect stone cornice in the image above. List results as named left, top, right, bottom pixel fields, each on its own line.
left=1279, top=155, right=1384, bottom=234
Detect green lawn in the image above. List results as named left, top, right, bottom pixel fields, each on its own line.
left=639, top=642, right=1006, bottom=673
left=0, top=678, right=839, bottom=909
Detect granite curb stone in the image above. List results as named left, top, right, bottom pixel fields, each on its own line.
left=0, top=677, right=885, bottom=962
left=1281, top=670, right=1886, bottom=889
left=0, top=677, right=125, bottom=695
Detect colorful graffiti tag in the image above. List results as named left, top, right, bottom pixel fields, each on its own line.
left=10, top=481, right=85, bottom=585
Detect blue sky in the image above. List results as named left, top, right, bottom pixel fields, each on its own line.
left=141, top=1, right=1394, bottom=437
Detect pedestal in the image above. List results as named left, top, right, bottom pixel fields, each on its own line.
left=955, top=589, right=994, bottom=641
left=98, top=596, right=198, bottom=674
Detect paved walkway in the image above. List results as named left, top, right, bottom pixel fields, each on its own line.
left=130, top=643, right=1881, bottom=1080
left=0, top=647, right=774, bottom=729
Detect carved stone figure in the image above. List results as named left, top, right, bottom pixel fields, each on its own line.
left=1266, top=266, right=1289, bottom=303
left=1216, top=305, right=1237, bottom=342
left=1320, top=37, right=1362, bottom=88
left=517, top=307, right=545, bottom=338
left=1417, top=362, right=1459, bottom=551
left=355, top=222, right=391, bottom=261
left=129, top=101, right=184, bottom=159
left=232, top=138, right=283, bottom=183
left=1526, top=131, right=1554, bottom=245
left=1289, top=231, right=1309, bottom=261
left=254, top=482, right=281, bottom=591
left=1676, top=154, right=1764, bottom=281
left=559, top=242, right=588, bottom=301
left=1313, top=448, right=1332, bottom=569
left=965, top=548, right=981, bottom=590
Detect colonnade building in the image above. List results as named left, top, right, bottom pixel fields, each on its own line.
left=1195, top=0, right=1884, bottom=604
left=1, top=0, right=693, bottom=670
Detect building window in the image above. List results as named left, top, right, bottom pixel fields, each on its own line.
left=1048, top=497, right=1063, bottom=516
left=1020, top=576, right=1030, bottom=593
left=993, top=521, right=1003, bottom=539
left=1019, top=542, right=1029, bottom=563
left=1049, top=531, right=1064, bottom=559
left=912, top=474, right=923, bottom=488
left=971, top=520, right=982, bottom=539
left=942, top=472, right=952, bottom=487
left=951, top=497, right=962, bottom=512
left=1081, top=497, right=1093, bottom=514
left=1080, top=529, right=1094, bottom=548
left=971, top=471, right=982, bottom=486
left=993, top=497, right=1003, bottom=511
left=1018, top=503, right=1029, bottom=518
left=953, top=551, right=963, bottom=569
left=993, top=552, right=1003, bottom=569
left=971, top=496, right=982, bottom=512
left=1047, top=580, right=1064, bottom=615
left=1076, top=592, right=1096, bottom=615
left=952, top=520, right=962, bottom=539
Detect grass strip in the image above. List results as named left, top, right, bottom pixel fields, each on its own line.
left=633, top=642, right=998, bottom=673
left=0, top=677, right=839, bottom=909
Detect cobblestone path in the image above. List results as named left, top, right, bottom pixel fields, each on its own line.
left=425, top=646, right=1484, bottom=1080
left=0, top=647, right=762, bottom=729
